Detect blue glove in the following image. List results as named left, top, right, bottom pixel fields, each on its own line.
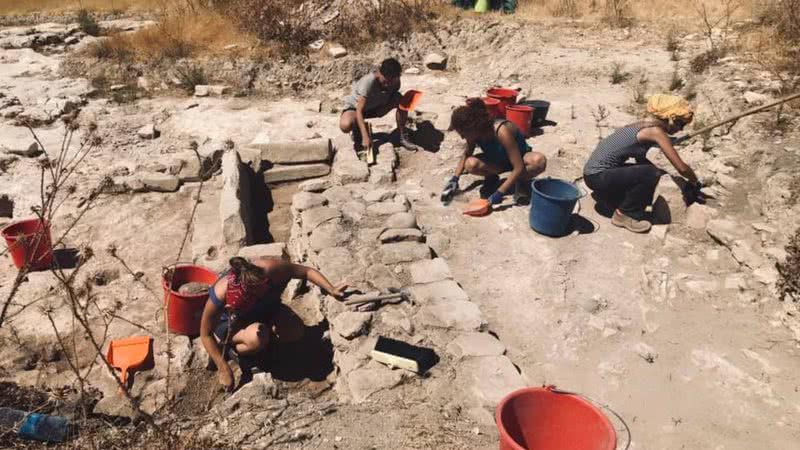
left=488, top=191, right=505, bottom=205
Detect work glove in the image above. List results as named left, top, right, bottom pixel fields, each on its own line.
left=681, top=180, right=706, bottom=206
left=488, top=191, right=505, bottom=205
left=444, top=176, right=459, bottom=193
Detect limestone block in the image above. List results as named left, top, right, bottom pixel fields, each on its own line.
left=251, top=138, right=332, bottom=164
left=457, top=356, right=526, bottom=407
left=417, top=299, right=485, bottom=331
left=263, top=163, right=330, bottom=183
left=220, top=151, right=249, bottom=248
left=408, top=258, right=453, bottom=284
left=446, top=333, right=506, bottom=359
left=409, top=279, right=469, bottom=304
left=380, top=242, right=431, bottom=265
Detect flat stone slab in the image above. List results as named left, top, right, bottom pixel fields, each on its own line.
left=301, top=207, right=342, bottom=234
left=264, top=163, right=330, bottom=183
left=368, top=201, right=408, bottom=216
left=446, top=332, right=506, bottom=360
left=347, top=367, right=403, bottom=404
left=379, top=228, right=424, bottom=243
left=323, top=185, right=363, bottom=205
left=365, top=264, right=401, bottom=289
left=408, top=258, right=452, bottom=284
left=141, top=172, right=179, bottom=192
left=706, top=218, right=745, bottom=248
left=299, top=178, right=331, bottom=193
left=417, top=298, right=485, bottom=331
left=380, top=242, right=431, bottom=265
left=363, top=188, right=395, bottom=203
left=457, top=356, right=526, bottom=407
left=238, top=243, right=287, bottom=260
left=408, top=279, right=469, bottom=304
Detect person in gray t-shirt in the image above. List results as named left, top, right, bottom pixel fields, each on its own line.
left=339, top=58, right=420, bottom=151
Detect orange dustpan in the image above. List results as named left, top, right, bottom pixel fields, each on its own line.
left=106, top=336, right=151, bottom=387
left=463, top=199, right=491, bottom=217
left=399, top=89, right=423, bottom=112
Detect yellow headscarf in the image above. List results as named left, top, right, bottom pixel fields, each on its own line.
left=646, top=94, right=693, bottom=125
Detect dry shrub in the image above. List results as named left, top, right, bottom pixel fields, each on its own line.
left=777, top=227, right=800, bottom=302
left=219, top=0, right=319, bottom=56
left=603, top=0, right=634, bottom=27
left=550, top=0, right=581, bottom=17
left=755, top=0, right=800, bottom=78
left=77, top=9, right=101, bottom=36
left=175, top=64, right=208, bottom=93
left=89, top=35, right=133, bottom=61
left=333, top=0, right=438, bottom=51
left=609, top=62, right=630, bottom=84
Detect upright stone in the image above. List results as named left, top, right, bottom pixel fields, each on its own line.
left=220, top=151, right=249, bottom=248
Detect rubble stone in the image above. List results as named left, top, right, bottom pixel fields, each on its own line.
left=379, top=228, right=424, bottom=243
left=301, top=207, right=342, bottom=234
left=316, top=247, right=357, bottom=283
left=386, top=212, right=417, bottom=229
left=408, top=258, right=453, bottom=284
left=299, top=178, right=332, bottom=192
left=292, top=191, right=327, bottom=212
left=310, top=221, right=351, bottom=251
left=137, top=123, right=159, bottom=139
left=194, top=85, right=230, bottom=97
left=368, top=201, right=408, bottom=216
left=380, top=242, right=431, bottom=265
left=706, top=219, right=743, bottom=248
left=333, top=159, right=369, bottom=184
left=424, top=53, right=448, bottom=70
left=332, top=311, right=373, bottom=339
left=457, top=356, right=526, bottom=407
left=686, top=204, right=718, bottom=229
left=347, top=367, right=403, bottom=403
left=365, top=264, right=401, bottom=289
left=238, top=243, right=286, bottom=260
left=364, top=188, right=395, bottom=203
left=141, top=173, right=180, bottom=192
left=328, top=46, right=348, bottom=58
left=446, top=332, right=506, bottom=359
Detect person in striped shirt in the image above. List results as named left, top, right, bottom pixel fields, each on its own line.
left=583, top=94, right=700, bottom=233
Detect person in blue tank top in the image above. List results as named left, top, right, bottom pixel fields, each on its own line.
left=444, top=98, right=547, bottom=206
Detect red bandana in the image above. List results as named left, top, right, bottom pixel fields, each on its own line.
left=224, top=271, right=270, bottom=313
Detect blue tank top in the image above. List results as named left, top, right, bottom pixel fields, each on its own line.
left=476, top=119, right=530, bottom=160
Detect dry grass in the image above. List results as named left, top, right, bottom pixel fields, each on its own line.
left=86, top=10, right=255, bottom=61
left=0, top=0, right=163, bottom=15
left=515, top=0, right=760, bottom=24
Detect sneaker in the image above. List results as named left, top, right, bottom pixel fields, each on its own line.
left=513, top=179, right=532, bottom=206
left=479, top=175, right=501, bottom=199
left=398, top=134, right=421, bottom=152
left=611, top=210, right=652, bottom=233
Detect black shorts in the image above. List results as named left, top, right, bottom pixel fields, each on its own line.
left=213, top=301, right=281, bottom=342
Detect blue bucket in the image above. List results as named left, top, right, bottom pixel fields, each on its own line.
left=530, top=178, right=585, bottom=237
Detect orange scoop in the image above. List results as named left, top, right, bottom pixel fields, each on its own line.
left=399, top=89, right=423, bottom=112
left=106, top=336, right=151, bottom=387
left=462, top=199, right=491, bottom=217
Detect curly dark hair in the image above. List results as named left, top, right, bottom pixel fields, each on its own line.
left=449, top=98, right=494, bottom=136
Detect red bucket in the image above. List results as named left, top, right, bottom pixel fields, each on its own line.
left=486, top=87, right=519, bottom=117
left=2, top=218, right=54, bottom=271
left=496, top=386, right=616, bottom=450
left=162, top=264, right=218, bottom=336
left=506, top=105, right=534, bottom=137
left=481, top=97, right=503, bottom=119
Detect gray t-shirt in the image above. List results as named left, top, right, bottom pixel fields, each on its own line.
left=583, top=123, right=654, bottom=176
left=343, top=73, right=399, bottom=112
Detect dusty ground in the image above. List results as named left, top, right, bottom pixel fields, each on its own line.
left=1, top=13, right=799, bottom=450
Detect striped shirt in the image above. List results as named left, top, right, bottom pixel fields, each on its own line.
left=583, top=123, right=655, bottom=176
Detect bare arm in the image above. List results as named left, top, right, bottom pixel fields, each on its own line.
left=354, top=96, right=370, bottom=147
left=199, top=281, right=233, bottom=388
left=454, top=141, right=476, bottom=177
left=639, top=126, right=699, bottom=184
left=289, top=263, right=346, bottom=298
left=496, top=125, right=525, bottom=194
